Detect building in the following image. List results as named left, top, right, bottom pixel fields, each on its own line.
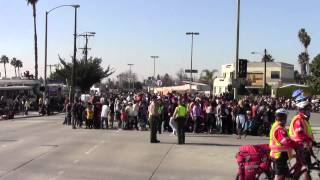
left=213, top=61, right=294, bottom=95
left=154, top=82, right=210, bottom=95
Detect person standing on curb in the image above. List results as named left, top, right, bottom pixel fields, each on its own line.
left=100, top=101, right=110, bottom=129
left=173, top=99, right=187, bottom=144
left=148, top=96, right=160, bottom=143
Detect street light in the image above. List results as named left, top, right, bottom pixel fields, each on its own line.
left=186, top=32, right=199, bottom=93
left=251, top=49, right=268, bottom=94
left=44, top=4, right=80, bottom=102
left=127, top=63, right=134, bottom=91
left=150, top=56, right=159, bottom=81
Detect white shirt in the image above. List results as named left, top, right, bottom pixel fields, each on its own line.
left=101, top=105, right=110, bottom=118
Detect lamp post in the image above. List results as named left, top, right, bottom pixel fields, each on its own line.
left=251, top=49, right=268, bottom=94
left=234, top=0, right=241, bottom=99
left=127, top=63, right=134, bottom=91
left=186, top=32, right=199, bottom=93
left=44, top=4, right=80, bottom=102
left=150, top=56, right=159, bottom=82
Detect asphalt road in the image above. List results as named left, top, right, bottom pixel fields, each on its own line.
left=0, top=112, right=319, bottom=180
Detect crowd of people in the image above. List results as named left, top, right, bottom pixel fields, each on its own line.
left=0, top=95, right=32, bottom=119
left=62, top=92, right=319, bottom=142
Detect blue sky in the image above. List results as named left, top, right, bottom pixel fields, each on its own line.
left=1, top=0, right=320, bottom=80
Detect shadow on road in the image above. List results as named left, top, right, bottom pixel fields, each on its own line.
left=160, top=142, right=241, bottom=147
left=185, top=142, right=241, bottom=147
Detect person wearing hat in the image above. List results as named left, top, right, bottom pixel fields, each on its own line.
left=289, top=100, right=315, bottom=172
left=269, top=108, right=297, bottom=180
left=173, top=99, right=187, bottom=144
left=148, top=96, right=160, bottom=143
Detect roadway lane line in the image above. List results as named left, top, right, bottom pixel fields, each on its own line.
left=85, top=145, right=99, bottom=155
left=49, top=170, right=64, bottom=180
left=148, top=144, right=174, bottom=180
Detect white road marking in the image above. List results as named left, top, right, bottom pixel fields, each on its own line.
left=49, top=170, right=64, bottom=180
left=85, top=145, right=99, bottom=155
left=1, top=145, right=6, bottom=148
left=73, top=160, right=79, bottom=164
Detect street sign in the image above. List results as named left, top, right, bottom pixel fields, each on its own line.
left=185, top=69, right=198, bottom=73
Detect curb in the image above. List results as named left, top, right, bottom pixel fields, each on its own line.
left=0, top=113, right=63, bottom=121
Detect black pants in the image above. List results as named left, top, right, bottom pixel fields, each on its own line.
left=207, top=114, right=215, bottom=132
left=150, top=115, right=159, bottom=142
left=157, top=117, right=163, bottom=134
left=193, top=116, right=201, bottom=133
left=176, top=117, right=186, bottom=144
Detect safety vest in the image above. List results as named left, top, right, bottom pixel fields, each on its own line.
left=176, top=105, right=187, bottom=117
left=86, top=108, right=94, bottom=120
left=288, top=114, right=314, bottom=142
left=269, top=121, right=293, bottom=159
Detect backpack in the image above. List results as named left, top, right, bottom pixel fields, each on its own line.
left=235, top=144, right=270, bottom=180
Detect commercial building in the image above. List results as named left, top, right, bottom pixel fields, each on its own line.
left=213, top=61, right=294, bottom=95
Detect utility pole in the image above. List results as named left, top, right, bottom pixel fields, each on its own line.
left=263, top=49, right=267, bottom=95
left=127, top=64, right=134, bottom=91
left=234, top=0, right=241, bottom=99
left=186, top=32, right=199, bottom=93
left=78, top=32, right=95, bottom=62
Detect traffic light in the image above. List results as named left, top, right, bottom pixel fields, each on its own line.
left=238, top=59, right=248, bottom=78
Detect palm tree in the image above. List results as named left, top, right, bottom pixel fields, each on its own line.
left=298, top=28, right=311, bottom=76
left=298, top=52, right=309, bottom=76
left=200, top=69, right=218, bottom=90
left=27, top=0, right=39, bottom=79
left=0, top=55, right=9, bottom=78
left=10, top=58, right=18, bottom=77
left=16, top=60, right=23, bottom=77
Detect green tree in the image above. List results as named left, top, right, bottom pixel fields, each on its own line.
left=161, top=73, right=174, bottom=86
left=262, top=54, right=274, bottom=62
left=10, top=58, right=17, bottom=77
left=0, top=55, right=9, bottom=78
left=27, top=0, right=39, bottom=79
left=16, top=60, right=23, bottom=77
left=175, top=68, right=188, bottom=84
left=49, top=57, right=114, bottom=92
left=298, top=28, right=311, bottom=76
left=307, top=54, right=320, bottom=94
left=199, top=69, right=218, bottom=90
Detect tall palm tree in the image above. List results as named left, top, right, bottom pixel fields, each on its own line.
left=200, top=69, right=218, bottom=90
left=27, top=0, right=39, bottom=79
left=298, top=52, right=309, bottom=76
left=298, top=28, right=311, bottom=76
left=0, top=55, right=9, bottom=78
left=10, top=57, right=17, bottom=77
left=16, top=60, right=23, bottom=77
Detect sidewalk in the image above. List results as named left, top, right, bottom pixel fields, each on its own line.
left=12, top=111, right=41, bottom=120
left=0, top=111, right=46, bottom=121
